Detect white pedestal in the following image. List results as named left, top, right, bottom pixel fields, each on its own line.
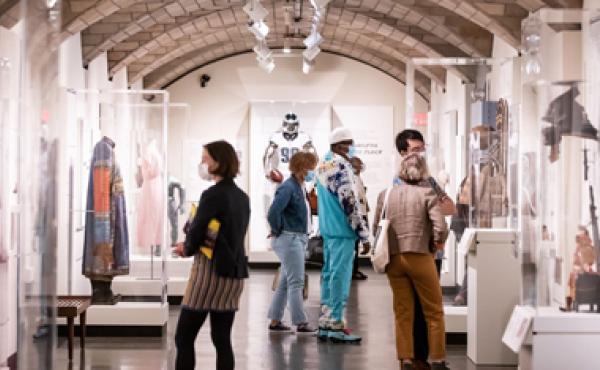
left=118, top=255, right=192, bottom=297
left=521, top=307, right=600, bottom=370
left=466, top=229, right=519, bottom=365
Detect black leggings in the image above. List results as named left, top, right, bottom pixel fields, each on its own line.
left=175, top=308, right=236, bottom=370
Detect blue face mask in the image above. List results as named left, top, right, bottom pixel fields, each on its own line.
left=305, top=170, right=315, bottom=182
left=348, top=145, right=356, bottom=158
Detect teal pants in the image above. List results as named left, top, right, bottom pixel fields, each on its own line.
left=320, top=237, right=355, bottom=322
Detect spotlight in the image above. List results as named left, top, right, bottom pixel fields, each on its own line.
left=259, top=58, right=275, bottom=73
left=303, top=46, right=321, bottom=61
left=302, top=58, right=314, bottom=74
left=309, top=0, right=330, bottom=10
left=253, top=40, right=272, bottom=59
left=243, top=0, right=268, bottom=22
left=248, top=20, right=269, bottom=40
left=303, top=30, right=323, bottom=49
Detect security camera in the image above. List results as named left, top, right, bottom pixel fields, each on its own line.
left=200, top=74, right=211, bottom=88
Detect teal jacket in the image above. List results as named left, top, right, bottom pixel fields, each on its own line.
left=316, top=152, right=369, bottom=242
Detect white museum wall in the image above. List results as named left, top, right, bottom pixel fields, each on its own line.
left=165, top=52, right=427, bottom=259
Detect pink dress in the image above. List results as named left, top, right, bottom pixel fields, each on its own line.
left=136, top=141, right=164, bottom=249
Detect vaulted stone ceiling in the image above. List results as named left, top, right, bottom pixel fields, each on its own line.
left=1, top=0, right=584, bottom=98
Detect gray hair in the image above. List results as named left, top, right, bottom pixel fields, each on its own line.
left=398, top=154, right=429, bottom=183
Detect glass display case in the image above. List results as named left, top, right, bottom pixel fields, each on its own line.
left=516, top=8, right=600, bottom=370
left=520, top=9, right=600, bottom=312
left=62, top=89, right=169, bottom=312
left=406, top=57, right=520, bottom=290
left=17, top=0, right=62, bottom=367
left=0, top=31, right=19, bottom=368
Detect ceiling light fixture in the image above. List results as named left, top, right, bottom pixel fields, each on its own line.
left=243, top=0, right=268, bottom=22
left=248, top=20, right=269, bottom=40
left=302, top=58, right=314, bottom=74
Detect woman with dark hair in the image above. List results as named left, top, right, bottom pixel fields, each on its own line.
left=172, top=140, right=250, bottom=370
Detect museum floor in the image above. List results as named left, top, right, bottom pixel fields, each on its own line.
left=53, top=271, right=517, bottom=370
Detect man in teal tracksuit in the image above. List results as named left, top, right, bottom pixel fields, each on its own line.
left=316, top=127, right=370, bottom=343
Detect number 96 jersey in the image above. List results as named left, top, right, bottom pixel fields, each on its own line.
left=269, top=131, right=313, bottom=176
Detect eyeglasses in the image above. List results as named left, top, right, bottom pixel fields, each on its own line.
left=285, top=113, right=297, bottom=121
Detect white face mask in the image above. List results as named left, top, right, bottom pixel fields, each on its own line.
left=198, top=163, right=212, bottom=181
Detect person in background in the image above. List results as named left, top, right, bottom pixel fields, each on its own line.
left=374, top=153, right=450, bottom=370
left=316, top=127, right=371, bottom=344
left=395, top=129, right=456, bottom=370
left=266, top=151, right=318, bottom=333
left=350, top=156, right=370, bottom=280
left=172, top=140, right=250, bottom=370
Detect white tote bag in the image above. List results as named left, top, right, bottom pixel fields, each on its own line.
left=371, top=187, right=392, bottom=273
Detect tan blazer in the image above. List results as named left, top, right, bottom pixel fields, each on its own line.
left=373, top=184, right=448, bottom=255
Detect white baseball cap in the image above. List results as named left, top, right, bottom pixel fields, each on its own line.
left=328, top=127, right=353, bottom=144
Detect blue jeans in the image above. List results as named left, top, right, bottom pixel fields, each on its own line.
left=320, top=237, right=355, bottom=322
left=268, top=232, right=308, bottom=325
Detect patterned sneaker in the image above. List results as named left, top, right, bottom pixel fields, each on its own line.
left=328, top=328, right=362, bottom=344
left=269, top=322, right=292, bottom=332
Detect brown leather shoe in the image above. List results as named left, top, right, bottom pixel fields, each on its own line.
left=414, top=359, right=431, bottom=370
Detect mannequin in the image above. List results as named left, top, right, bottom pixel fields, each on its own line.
left=168, top=175, right=186, bottom=246
left=136, top=139, right=164, bottom=257
left=82, top=119, right=130, bottom=305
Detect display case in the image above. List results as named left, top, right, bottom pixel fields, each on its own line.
left=164, top=103, right=196, bottom=298
left=517, top=8, right=600, bottom=370
left=59, top=89, right=169, bottom=334
left=17, top=0, right=62, bottom=367
left=406, top=57, right=520, bottom=290
left=0, top=27, right=20, bottom=368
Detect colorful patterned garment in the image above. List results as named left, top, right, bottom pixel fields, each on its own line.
left=82, top=136, right=129, bottom=281
left=315, top=151, right=369, bottom=242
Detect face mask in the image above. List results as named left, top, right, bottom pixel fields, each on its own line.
left=198, top=163, right=212, bottom=181
left=305, top=170, right=315, bottom=182
left=347, top=145, right=356, bottom=158
left=360, top=164, right=366, bottom=173
left=417, top=151, right=427, bottom=160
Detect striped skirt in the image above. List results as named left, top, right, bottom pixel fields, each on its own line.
left=181, top=253, right=244, bottom=312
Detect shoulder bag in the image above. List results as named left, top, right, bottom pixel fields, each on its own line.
left=371, top=187, right=393, bottom=273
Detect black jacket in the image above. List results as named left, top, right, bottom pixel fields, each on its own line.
left=184, top=178, right=250, bottom=279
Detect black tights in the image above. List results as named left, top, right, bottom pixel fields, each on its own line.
left=175, top=308, right=236, bottom=370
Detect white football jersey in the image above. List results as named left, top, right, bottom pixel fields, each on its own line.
left=269, top=131, right=312, bottom=176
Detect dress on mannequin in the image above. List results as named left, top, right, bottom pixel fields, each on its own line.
left=82, top=136, right=130, bottom=280
left=136, top=140, right=164, bottom=255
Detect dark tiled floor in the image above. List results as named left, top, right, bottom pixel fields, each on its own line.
left=54, top=270, right=517, bottom=370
